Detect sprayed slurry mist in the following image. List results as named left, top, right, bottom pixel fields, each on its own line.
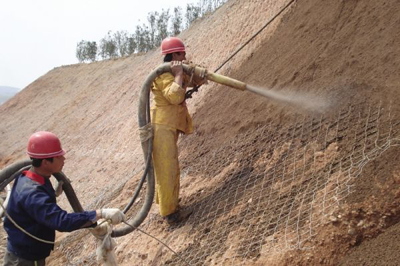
left=246, top=85, right=331, bottom=113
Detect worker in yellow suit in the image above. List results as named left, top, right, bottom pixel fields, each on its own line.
left=151, top=37, right=203, bottom=223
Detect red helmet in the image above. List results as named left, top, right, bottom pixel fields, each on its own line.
left=27, top=131, right=65, bottom=159
left=161, top=37, right=185, bottom=55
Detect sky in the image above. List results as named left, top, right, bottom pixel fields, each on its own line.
left=0, top=0, right=194, bottom=90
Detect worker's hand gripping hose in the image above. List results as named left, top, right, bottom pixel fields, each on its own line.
left=111, top=62, right=206, bottom=237
left=100, top=208, right=126, bottom=225
left=0, top=63, right=249, bottom=239
left=119, top=62, right=275, bottom=231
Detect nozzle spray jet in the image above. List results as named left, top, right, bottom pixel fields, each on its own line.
left=183, top=63, right=331, bottom=113
left=114, top=61, right=330, bottom=237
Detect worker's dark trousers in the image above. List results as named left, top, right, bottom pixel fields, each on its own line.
left=3, top=250, right=45, bottom=266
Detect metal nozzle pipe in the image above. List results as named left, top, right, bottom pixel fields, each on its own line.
left=189, top=64, right=247, bottom=91
left=114, top=62, right=248, bottom=237
left=206, top=72, right=247, bottom=91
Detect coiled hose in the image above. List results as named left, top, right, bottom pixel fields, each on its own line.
left=0, top=159, right=83, bottom=212
left=0, top=63, right=193, bottom=238
left=112, top=62, right=193, bottom=236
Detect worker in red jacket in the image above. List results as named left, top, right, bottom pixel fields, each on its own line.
left=3, top=131, right=125, bottom=266
left=151, top=37, right=205, bottom=224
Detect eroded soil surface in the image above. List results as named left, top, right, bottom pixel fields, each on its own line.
left=1, top=0, right=400, bottom=265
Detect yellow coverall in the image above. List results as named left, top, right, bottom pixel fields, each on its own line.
left=151, top=72, right=193, bottom=217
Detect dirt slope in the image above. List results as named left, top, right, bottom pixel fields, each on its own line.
left=1, top=0, right=400, bottom=265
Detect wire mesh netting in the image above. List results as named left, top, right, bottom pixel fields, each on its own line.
left=39, top=101, right=400, bottom=266
left=160, top=102, right=400, bottom=265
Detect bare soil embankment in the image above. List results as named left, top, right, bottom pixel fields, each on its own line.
left=1, top=0, right=400, bottom=265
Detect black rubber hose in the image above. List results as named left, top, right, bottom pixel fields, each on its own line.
left=111, top=63, right=193, bottom=237
left=0, top=164, right=31, bottom=191
left=111, top=65, right=156, bottom=237
left=0, top=160, right=83, bottom=213
left=53, top=172, right=84, bottom=212
left=122, top=77, right=153, bottom=214
left=0, top=160, right=31, bottom=191
left=122, top=139, right=153, bottom=213
left=0, top=63, right=192, bottom=238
